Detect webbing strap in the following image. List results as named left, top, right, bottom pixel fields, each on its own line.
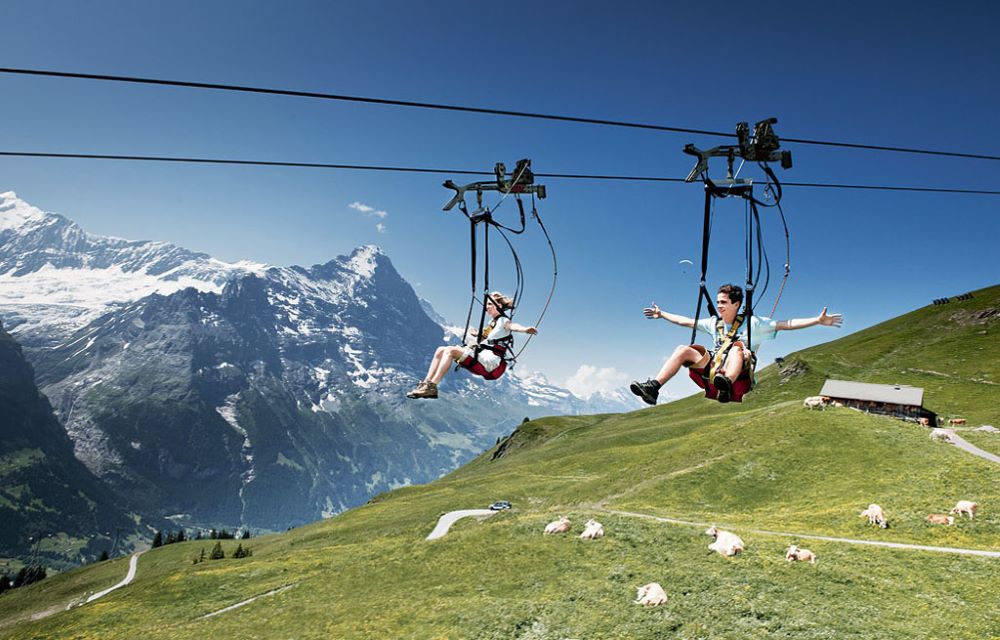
left=691, top=184, right=718, bottom=345
left=474, top=219, right=491, bottom=356
left=708, top=314, right=744, bottom=380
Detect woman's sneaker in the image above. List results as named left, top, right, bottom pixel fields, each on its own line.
left=406, top=381, right=438, bottom=399
left=629, top=379, right=661, bottom=406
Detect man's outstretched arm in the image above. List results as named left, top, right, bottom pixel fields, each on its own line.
left=644, top=302, right=696, bottom=328
left=775, top=307, right=843, bottom=331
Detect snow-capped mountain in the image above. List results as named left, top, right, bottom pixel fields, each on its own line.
left=0, top=191, right=266, bottom=345
left=0, top=192, right=634, bottom=535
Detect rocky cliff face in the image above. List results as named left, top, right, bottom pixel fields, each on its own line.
left=0, top=319, right=139, bottom=567
left=0, top=191, right=633, bottom=537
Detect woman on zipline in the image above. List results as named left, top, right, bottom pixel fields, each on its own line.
left=407, top=291, right=538, bottom=399
left=630, top=284, right=843, bottom=405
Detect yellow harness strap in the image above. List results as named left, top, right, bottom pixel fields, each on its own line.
left=708, top=314, right=747, bottom=381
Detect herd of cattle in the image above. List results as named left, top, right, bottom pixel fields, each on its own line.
left=801, top=396, right=985, bottom=432
left=540, top=499, right=980, bottom=607
left=542, top=516, right=814, bottom=607
left=858, top=500, right=979, bottom=528
left=510, top=397, right=988, bottom=608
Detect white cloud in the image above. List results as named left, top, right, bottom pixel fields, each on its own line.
left=565, top=364, right=628, bottom=399
left=349, top=201, right=388, bottom=218
left=375, top=223, right=386, bottom=234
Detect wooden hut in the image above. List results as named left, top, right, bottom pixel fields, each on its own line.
left=819, top=379, right=937, bottom=425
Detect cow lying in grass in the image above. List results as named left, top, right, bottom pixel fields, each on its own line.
left=634, top=583, right=668, bottom=606
left=705, top=526, right=744, bottom=556
left=579, top=519, right=604, bottom=540
left=859, top=504, right=889, bottom=528
left=950, top=500, right=978, bottom=520
left=926, top=514, right=954, bottom=526
left=543, top=516, right=571, bottom=535
left=785, top=545, right=817, bottom=564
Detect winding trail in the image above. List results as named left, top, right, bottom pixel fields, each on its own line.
left=426, top=509, right=498, bottom=540
left=85, top=550, right=144, bottom=603
left=199, top=583, right=299, bottom=619
left=426, top=507, right=999, bottom=557
left=943, top=429, right=1000, bottom=465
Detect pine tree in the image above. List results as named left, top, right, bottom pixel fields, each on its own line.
left=241, top=529, right=251, bottom=540
left=233, top=543, right=245, bottom=558
left=98, top=550, right=109, bottom=562
left=210, top=541, right=225, bottom=560
left=195, top=531, right=203, bottom=540
left=210, top=529, right=218, bottom=540
left=166, top=531, right=177, bottom=545
left=0, top=574, right=11, bottom=594
left=176, top=529, right=187, bottom=543
left=152, top=531, right=163, bottom=548
left=13, top=565, right=46, bottom=589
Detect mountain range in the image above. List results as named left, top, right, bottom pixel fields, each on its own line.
left=0, top=191, right=633, bottom=562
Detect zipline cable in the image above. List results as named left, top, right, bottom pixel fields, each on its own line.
left=2, top=67, right=998, bottom=162
left=3, top=151, right=1000, bottom=196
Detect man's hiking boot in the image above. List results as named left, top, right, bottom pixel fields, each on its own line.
left=713, top=374, right=733, bottom=404
left=406, top=381, right=438, bottom=399
left=629, top=378, right=661, bottom=406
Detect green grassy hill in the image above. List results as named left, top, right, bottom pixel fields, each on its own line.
left=2, top=286, right=998, bottom=639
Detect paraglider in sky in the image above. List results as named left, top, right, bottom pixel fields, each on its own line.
left=678, top=259, right=693, bottom=274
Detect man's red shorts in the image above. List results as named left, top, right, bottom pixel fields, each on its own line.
left=688, top=367, right=753, bottom=403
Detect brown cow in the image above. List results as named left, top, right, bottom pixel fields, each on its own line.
left=949, top=418, right=967, bottom=426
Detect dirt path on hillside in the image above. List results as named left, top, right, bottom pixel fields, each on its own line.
left=8, top=550, right=147, bottom=627
left=198, top=583, right=299, bottom=619
left=942, top=430, right=1000, bottom=465
left=426, top=509, right=498, bottom=540
left=84, top=550, right=144, bottom=603
left=601, top=509, right=1000, bottom=558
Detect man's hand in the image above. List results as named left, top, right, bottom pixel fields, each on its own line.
left=643, top=302, right=662, bottom=319
left=818, top=307, right=843, bottom=327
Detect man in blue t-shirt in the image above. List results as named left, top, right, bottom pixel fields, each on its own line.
left=630, top=284, right=843, bottom=404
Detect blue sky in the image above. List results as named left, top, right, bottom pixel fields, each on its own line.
left=2, top=1, right=998, bottom=400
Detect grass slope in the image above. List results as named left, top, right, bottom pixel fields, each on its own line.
left=2, top=286, right=998, bottom=639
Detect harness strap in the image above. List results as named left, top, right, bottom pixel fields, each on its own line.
left=691, top=183, right=718, bottom=345
left=708, top=313, right=745, bottom=380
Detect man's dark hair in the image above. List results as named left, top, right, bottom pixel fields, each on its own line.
left=717, top=284, right=744, bottom=306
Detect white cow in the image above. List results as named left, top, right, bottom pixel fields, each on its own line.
left=949, top=500, right=978, bottom=520
left=634, top=582, right=668, bottom=606
left=705, top=526, right=744, bottom=556
left=785, top=545, right=817, bottom=564
left=803, top=396, right=830, bottom=410
left=859, top=504, right=888, bottom=528
left=579, top=519, right=605, bottom=540
left=930, top=428, right=953, bottom=443
left=543, top=516, right=571, bottom=535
